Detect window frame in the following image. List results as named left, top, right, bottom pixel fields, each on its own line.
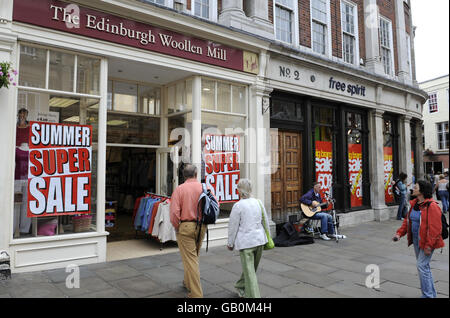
left=437, top=122, right=449, bottom=150
left=428, top=92, right=438, bottom=113
left=310, top=0, right=332, bottom=56
left=273, top=0, right=299, bottom=46
left=340, top=0, right=360, bottom=65
left=192, top=0, right=218, bottom=22
left=379, top=16, right=395, bottom=76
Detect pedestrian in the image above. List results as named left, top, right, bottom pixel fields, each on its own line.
left=227, top=179, right=269, bottom=298
left=169, top=164, right=214, bottom=298
left=392, top=180, right=445, bottom=298
left=435, top=174, right=449, bottom=213
left=396, top=172, right=411, bottom=220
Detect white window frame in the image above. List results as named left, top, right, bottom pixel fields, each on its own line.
left=340, top=0, right=360, bottom=65
left=428, top=92, right=438, bottom=113
left=310, top=0, right=332, bottom=57
left=273, top=0, right=299, bottom=46
left=379, top=16, right=395, bottom=77
left=191, top=0, right=218, bottom=22
left=146, top=0, right=174, bottom=8
left=437, top=122, right=449, bottom=150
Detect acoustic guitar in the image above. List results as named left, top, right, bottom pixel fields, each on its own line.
left=301, top=201, right=329, bottom=217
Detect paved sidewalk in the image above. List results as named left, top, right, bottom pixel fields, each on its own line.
left=0, top=218, right=448, bottom=298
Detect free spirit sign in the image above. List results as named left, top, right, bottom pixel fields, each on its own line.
left=13, top=0, right=249, bottom=73
left=27, top=122, right=92, bottom=217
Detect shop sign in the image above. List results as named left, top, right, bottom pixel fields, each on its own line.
left=328, top=77, right=366, bottom=97
left=27, top=122, right=92, bottom=217
left=204, top=134, right=240, bottom=203
left=315, top=141, right=332, bottom=210
left=13, top=0, right=257, bottom=74
left=384, top=147, right=394, bottom=204
left=348, top=144, right=363, bottom=207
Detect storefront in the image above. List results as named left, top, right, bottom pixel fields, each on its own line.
left=265, top=55, right=426, bottom=226
left=0, top=0, right=266, bottom=273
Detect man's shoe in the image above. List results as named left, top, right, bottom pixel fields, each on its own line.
left=319, top=233, right=331, bottom=241
left=329, top=234, right=346, bottom=239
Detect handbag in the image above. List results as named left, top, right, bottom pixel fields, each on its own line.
left=257, top=199, right=275, bottom=250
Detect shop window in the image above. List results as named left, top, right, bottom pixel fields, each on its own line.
left=271, top=100, right=303, bottom=121
left=18, top=45, right=47, bottom=88
left=347, top=112, right=364, bottom=208
left=201, top=79, right=247, bottom=115
left=77, top=56, right=101, bottom=95
left=113, top=81, right=138, bottom=112
left=383, top=116, right=398, bottom=204
left=167, top=79, right=192, bottom=114
left=15, top=43, right=101, bottom=239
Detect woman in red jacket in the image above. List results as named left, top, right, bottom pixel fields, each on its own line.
left=393, top=180, right=445, bottom=298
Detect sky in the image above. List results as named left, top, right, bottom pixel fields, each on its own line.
left=410, top=0, right=449, bottom=83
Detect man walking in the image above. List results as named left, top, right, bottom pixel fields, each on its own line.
left=170, top=164, right=209, bottom=298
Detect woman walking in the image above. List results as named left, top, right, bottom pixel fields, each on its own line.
left=435, top=174, right=449, bottom=213
left=395, top=172, right=410, bottom=220
left=227, top=179, right=270, bottom=298
left=393, top=180, right=445, bottom=298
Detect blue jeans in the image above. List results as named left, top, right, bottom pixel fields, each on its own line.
left=413, top=238, right=437, bottom=298
left=311, top=212, right=334, bottom=235
left=396, top=195, right=407, bottom=220
left=438, top=190, right=449, bottom=213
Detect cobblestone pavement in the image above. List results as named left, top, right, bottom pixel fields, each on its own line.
left=1, top=218, right=448, bottom=298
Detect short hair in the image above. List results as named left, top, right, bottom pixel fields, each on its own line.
left=439, top=174, right=445, bottom=180
left=313, top=182, right=321, bottom=187
left=183, top=164, right=197, bottom=179
left=237, top=179, right=252, bottom=199
left=399, top=172, right=407, bottom=181
left=18, top=108, right=28, bottom=114
left=417, top=180, right=433, bottom=199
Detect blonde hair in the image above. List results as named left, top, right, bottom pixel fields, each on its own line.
left=439, top=174, right=445, bottom=180
left=237, top=179, right=252, bottom=199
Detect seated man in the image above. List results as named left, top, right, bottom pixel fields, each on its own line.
left=300, top=182, right=344, bottom=241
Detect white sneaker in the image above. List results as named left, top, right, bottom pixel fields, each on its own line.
left=320, top=233, right=331, bottom=241
left=329, top=234, right=346, bottom=239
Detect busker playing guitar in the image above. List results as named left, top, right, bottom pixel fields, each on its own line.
left=299, top=182, right=345, bottom=241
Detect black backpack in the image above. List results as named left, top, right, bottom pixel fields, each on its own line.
left=393, top=179, right=401, bottom=200
left=425, top=201, right=449, bottom=241
left=195, top=184, right=220, bottom=253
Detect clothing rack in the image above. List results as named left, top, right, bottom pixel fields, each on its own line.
left=134, top=192, right=172, bottom=250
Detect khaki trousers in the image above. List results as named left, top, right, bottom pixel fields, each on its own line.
left=176, top=222, right=207, bottom=298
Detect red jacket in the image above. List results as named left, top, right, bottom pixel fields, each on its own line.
left=396, top=198, right=445, bottom=250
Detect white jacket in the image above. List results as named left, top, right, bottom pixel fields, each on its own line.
left=227, top=198, right=269, bottom=251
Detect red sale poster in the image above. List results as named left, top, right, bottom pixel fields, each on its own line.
left=315, top=141, right=332, bottom=210
left=384, top=147, right=394, bottom=204
left=348, top=144, right=363, bottom=207
left=204, top=134, right=240, bottom=203
left=27, top=122, right=92, bottom=217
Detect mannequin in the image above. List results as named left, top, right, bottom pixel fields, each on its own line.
left=14, top=108, right=32, bottom=237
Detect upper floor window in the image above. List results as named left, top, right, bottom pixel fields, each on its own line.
left=437, top=122, right=449, bottom=150
left=428, top=92, right=438, bottom=113
left=379, top=17, right=394, bottom=76
left=195, top=0, right=210, bottom=19
left=275, top=0, right=294, bottom=44
left=145, top=0, right=165, bottom=5
left=341, top=1, right=358, bottom=65
left=311, top=0, right=329, bottom=55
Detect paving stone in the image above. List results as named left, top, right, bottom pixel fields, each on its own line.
left=430, top=260, right=450, bottom=271
left=93, top=264, right=141, bottom=281
left=327, top=269, right=376, bottom=286
left=435, top=281, right=449, bottom=296
left=0, top=294, right=12, bottom=298
left=289, top=260, right=337, bottom=275
left=122, top=256, right=170, bottom=271
left=325, top=281, right=398, bottom=298
left=258, top=258, right=297, bottom=273
left=379, top=270, right=420, bottom=289
left=279, top=269, right=342, bottom=288
left=350, top=255, right=393, bottom=266
left=256, top=270, right=298, bottom=289
left=45, top=267, right=96, bottom=283
left=378, top=281, right=422, bottom=298
left=143, top=265, right=185, bottom=285
left=9, top=283, right=67, bottom=298
left=201, top=268, right=240, bottom=285
left=54, top=277, right=113, bottom=297
left=74, top=288, right=127, bottom=298
left=259, top=283, right=292, bottom=298
left=281, top=282, right=346, bottom=298
left=110, top=275, right=170, bottom=297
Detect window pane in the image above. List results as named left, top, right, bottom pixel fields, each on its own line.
left=202, top=79, right=215, bottom=110
left=104, top=112, right=160, bottom=145
left=77, top=56, right=100, bottom=95
left=14, top=91, right=99, bottom=239
left=232, top=85, right=246, bottom=114
left=139, top=85, right=161, bottom=115
left=49, top=51, right=74, bottom=92
left=19, top=45, right=47, bottom=88
left=217, top=83, right=231, bottom=113
left=113, top=81, right=137, bottom=112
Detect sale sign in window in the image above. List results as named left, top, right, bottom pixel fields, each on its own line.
left=27, top=122, right=92, bottom=217
left=315, top=141, right=332, bottom=210
left=348, top=144, right=363, bottom=207
left=384, top=147, right=394, bottom=204
left=204, top=134, right=240, bottom=203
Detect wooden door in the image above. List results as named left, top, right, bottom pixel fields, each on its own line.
left=271, top=130, right=303, bottom=223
